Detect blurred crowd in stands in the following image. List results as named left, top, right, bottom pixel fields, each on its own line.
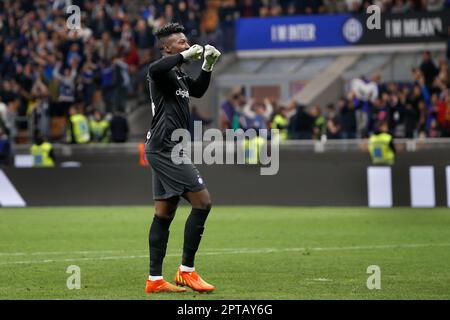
left=1, top=0, right=450, bottom=153
left=220, top=51, right=450, bottom=139
left=0, top=0, right=213, bottom=146
left=222, top=0, right=450, bottom=16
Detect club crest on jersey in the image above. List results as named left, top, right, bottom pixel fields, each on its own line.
left=176, top=89, right=189, bottom=99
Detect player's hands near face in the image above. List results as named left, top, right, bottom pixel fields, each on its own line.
left=180, top=44, right=203, bottom=62
left=202, top=45, right=221, bottom=72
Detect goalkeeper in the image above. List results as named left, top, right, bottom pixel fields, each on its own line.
left=143, top=23, right=221, bottom=294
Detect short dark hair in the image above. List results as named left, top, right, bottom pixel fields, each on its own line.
left=154, top=23, right=185, bottom=49
left=376, top=121, right=388, bottom=130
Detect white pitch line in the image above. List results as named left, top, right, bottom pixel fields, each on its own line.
left=307, top=278, right=333, bottom=282
left=0, top=250, right=143, bottom=257
left=1, top=243, right=450, bottom=266
left=0, top=247, right=258, bottom=257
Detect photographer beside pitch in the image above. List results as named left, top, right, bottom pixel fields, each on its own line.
left=144, top=23, right=221, bottom=293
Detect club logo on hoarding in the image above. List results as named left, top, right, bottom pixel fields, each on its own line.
left=343, top=18, right=363, bottom=43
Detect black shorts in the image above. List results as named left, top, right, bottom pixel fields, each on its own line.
left=145, top=150, right=206, bottom=200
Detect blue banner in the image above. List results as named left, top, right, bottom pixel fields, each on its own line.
left=235, top=14, right=353, bottom=51
left=235, top=11, right=450, bottom=51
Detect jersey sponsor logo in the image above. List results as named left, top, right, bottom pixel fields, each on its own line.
left=176, top=89, right=189, bottom=99
left=176, top=76, right=183, bottom=80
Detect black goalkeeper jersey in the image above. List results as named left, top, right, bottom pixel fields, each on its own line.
left=146, top=53, right=211, bottom=153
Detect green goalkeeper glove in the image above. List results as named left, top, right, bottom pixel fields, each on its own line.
left=180, top=44, right=203, bottom=62
left=202, top=45, right=221, bottom=72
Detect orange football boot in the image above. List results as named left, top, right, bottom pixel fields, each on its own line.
left=175, top=267, right=215, bottom=293
left=145, top=279, right=187, bottom=293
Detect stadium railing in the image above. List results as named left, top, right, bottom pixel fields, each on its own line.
left=10, top=138, right=450, bottom=156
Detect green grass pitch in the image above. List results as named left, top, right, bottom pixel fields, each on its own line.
left=1, top=206, right=450, bottom=300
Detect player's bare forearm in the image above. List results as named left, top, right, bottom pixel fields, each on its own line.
left=148, top=54, right=183, bottom=77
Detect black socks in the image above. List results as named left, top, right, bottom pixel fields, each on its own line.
left=149, top=215, right=173, bottom=276
left=182, top=207, right=211, bottom=268
left=149, top=207, right=211, bottom=276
